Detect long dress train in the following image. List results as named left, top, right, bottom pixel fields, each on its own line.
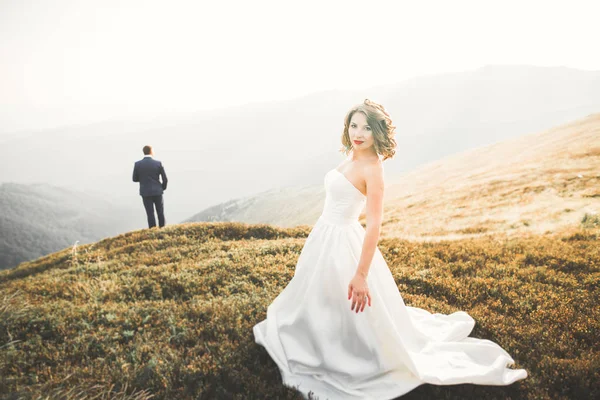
left=253, top=167, right=527, bottom=399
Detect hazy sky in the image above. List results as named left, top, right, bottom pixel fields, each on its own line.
left=1, top=0, right=599, bottom=133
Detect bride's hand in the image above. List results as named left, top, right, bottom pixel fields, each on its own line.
left=347, top=273, right=371, bottom=313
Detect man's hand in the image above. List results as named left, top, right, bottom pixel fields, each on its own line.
left=132, top=164, right=139, bottom=182
left=160, top=165, right=168, bottom=190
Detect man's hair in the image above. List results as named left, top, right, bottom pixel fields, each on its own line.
left=143, top=145, right=153, bottom=155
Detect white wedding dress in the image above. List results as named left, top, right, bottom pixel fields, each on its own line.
left=253, top=167, right=527, bottom=400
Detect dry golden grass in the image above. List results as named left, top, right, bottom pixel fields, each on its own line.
left=374, top=113, right=600, bottom=241
left=1, top=221, right=598, bottom=400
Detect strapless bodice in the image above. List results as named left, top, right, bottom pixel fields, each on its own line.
left=318, top=168, right=366, bottom=226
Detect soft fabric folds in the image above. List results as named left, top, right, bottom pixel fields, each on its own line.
left=253, top=168, right=527, bottom=399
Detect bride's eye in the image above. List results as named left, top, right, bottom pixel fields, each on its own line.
left=366, top=126, right=371, bottom=131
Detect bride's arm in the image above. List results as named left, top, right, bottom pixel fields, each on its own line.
left=355, top=163, right=385, bottom=278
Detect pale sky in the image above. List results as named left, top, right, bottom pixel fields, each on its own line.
left=1, top=0, right=599, bottom=133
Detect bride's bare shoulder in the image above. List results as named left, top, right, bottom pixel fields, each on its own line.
left=362, top=160, right=385, bottom=191
left=363, top=159, right=383, bottom=176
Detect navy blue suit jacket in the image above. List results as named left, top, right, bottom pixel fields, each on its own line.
left=133, top=156, right=168, bottom=196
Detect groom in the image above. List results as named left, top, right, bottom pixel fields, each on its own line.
left=133, top=145, right=168, bottom=228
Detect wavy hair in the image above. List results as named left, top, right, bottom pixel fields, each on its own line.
left=340, top=99, right=397, bottom=161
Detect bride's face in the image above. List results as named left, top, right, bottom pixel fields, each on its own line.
left=348, top=112, right=374, bottom=150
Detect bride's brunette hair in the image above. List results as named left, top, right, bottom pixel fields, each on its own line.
left=340, top=99, right=397, bottom=160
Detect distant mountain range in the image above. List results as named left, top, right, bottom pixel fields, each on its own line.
left=185, top=184, right=325, bottom=227
left=187, top=112, right=600, bottom=240
left=2, top=65, right=600, bottom=268
left=2, top=65, right=600, bottom=225
left=0, top=183, right=137, bottom=270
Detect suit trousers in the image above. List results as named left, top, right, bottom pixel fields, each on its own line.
left=142, top=195, right=165, bottom=228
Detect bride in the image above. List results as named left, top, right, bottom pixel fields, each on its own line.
left=253, top=99, right=527, bottom=399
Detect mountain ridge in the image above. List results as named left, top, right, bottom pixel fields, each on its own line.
left=0, top=182, right=138, bottom=270
left=186, top=112, right=600, bottom=239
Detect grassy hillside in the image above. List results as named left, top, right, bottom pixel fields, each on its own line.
left=383, top=112, right=600, bottom=240
left=1, top=222, right=598, bottom=399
